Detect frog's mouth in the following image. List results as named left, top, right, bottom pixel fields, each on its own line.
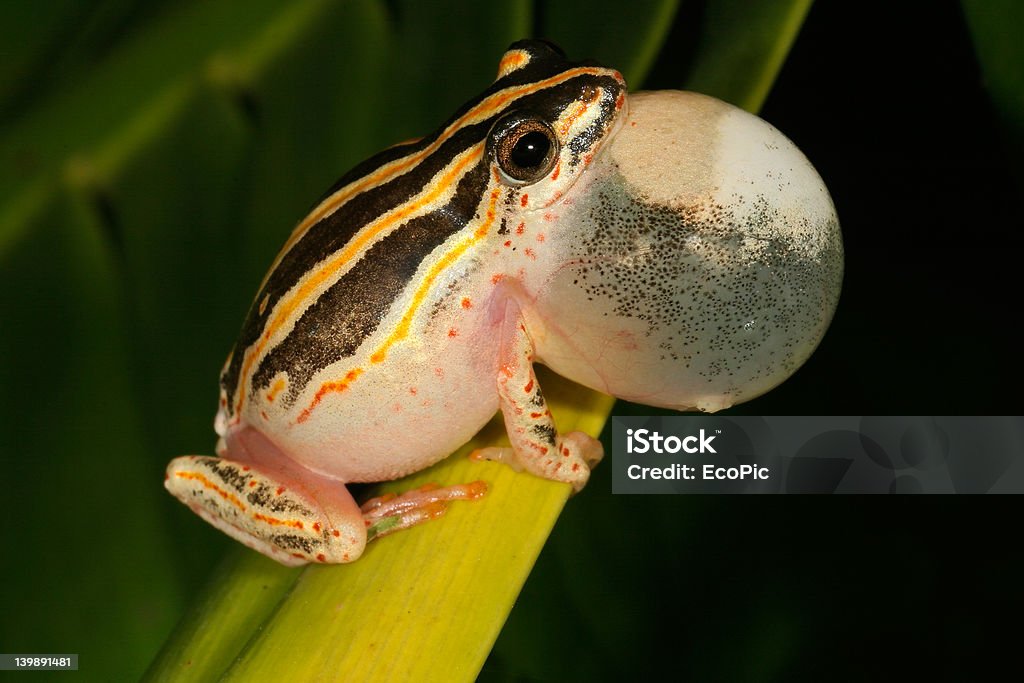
left=532, top=90, right=843, bottom=412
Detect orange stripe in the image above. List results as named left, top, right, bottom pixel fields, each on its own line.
left=271, top=67, right=610, bottom=265
left=557, top=86, right=602, bottom=137
left=175, top=470, right=310, bottom=530
left=370, top=186, right=502, bottom=362
left=174, top=471, right=245, bottom=512
left=297, top=185, right=503, bottom=422
left=496, top=49, right=529, bottom=78
left=234, top=144, right=485, bottom=417
left=253, top=513, right=305, bottom=530
left=265, top=377, right=286, bottom=403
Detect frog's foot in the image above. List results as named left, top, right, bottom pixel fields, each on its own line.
left=471, top=431, right=603, bottom=492
left=362, top=481, right=488, bottom=542
left=486, top=305, right=605, bottom=492
left=166, top=455, right=367, bottom=567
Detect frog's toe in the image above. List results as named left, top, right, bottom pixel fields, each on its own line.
left=469, top=446, right=522, bottom=471
left=474, top=433, right=603, bottom=491
left=553, top=431, right=603, bottom=491
left=362, top=481, right=488, bottom=542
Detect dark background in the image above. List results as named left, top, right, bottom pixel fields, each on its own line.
left=485, top=2, right=1023, bottom=681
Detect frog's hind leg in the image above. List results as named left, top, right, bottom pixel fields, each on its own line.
left=167, top=442, right=488, bottom=565
left=165, top=454, right=368, bottom=566
left=361, top=481, right=488, bottom=541
left=472, top=302, right=604, bottom=491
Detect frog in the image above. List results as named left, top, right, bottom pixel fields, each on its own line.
left=166, top=40, right=843, bottom=566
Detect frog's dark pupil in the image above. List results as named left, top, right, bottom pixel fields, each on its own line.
left=510, top=131, right=551, bottom=169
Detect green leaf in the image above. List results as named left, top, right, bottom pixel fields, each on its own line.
left=961, top=0, right=1024, bottom=185
left=543, top=0, right=680, bottom=86
left=684, top=0, right=814, bottom=112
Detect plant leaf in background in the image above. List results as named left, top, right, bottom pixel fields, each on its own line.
left=961, top=0, right=1024, bottom=188
left=1, top=1, right=811, bottom=681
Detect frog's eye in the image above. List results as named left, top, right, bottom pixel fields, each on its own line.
left=490, top=114, right=559, bottom=186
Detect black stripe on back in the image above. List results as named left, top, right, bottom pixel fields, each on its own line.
left=249, top=157, right=491, bottom=405
left=220, top=123, right=488, bottom=405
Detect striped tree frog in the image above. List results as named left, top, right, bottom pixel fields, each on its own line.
left=166, top=40, right=842, bottom=565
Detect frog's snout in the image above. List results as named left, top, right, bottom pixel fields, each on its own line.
left=540, top=91, right=843, bottom=411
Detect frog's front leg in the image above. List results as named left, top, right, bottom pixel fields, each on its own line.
left=474, top=303, right=604, bottom=491
left=166, top=430, right=486, bottom=566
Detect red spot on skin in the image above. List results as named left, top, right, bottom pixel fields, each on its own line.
left=332, top=529, right=341, bottom=537
left=530, top=412, right=543, bottom=418
left=292, top=553, right=304, bottom=559
left=540, top=447, right=549, bottom=455
left=536, top=233, right=545, bottom=242
left=316, top=553, right=326, bottom=562
left=520, top=194, right=528, bottom=207
left=550, top=162, right=561, bottom=181
left=435, top=367, right=444, bottom=378
left=543, top=212, right=553, bottom=222
left=491, top=273, right=503, bottom=284
left=461, top=297, right=472, bottom=309
left=260, top=410, right=269, bottom=421
left=313, top=522, right=321, bottom=532
left=516, top=223, right=525, bottom=236
left=631, top=121, right=637, bottom=127
left=342, top=553, right=350, bottom=561
left=524, top=247, right=536, bottom=260
left=562, top=447, right=570, bottom=456
left=504, top=240, right=512, bottom=247
left=524, top=379, right=534, bottom=393
left=554, top=462, right=562, bottom=472
left=448, top=328, right=458, bottom=337
left=242, top=466, right=250, bottom=471
left=572, top=463, right=580, bottom=471
left=276, top=486, right=286, bottom=496
left=249, top=481, right=258, bottom=488
left=409, top=387, right=418, bottom=395
left=616, top=92, right=625, bottom=110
